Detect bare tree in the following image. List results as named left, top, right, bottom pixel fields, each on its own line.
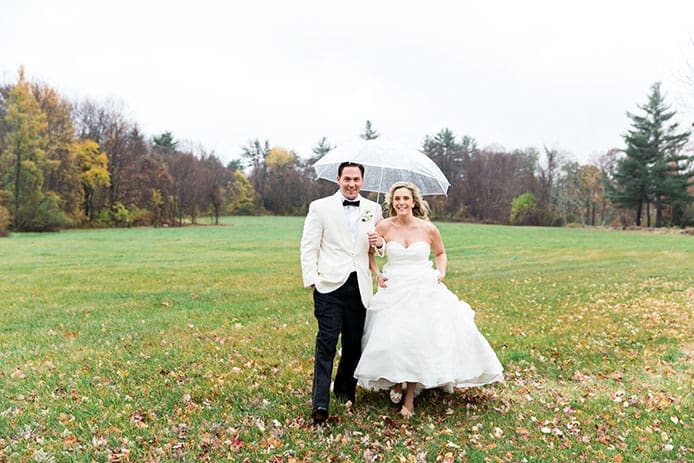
left=538, top=147, right=560, bottom=209
left=462, top=150, right=527, bottom=223
left=73, top=99, right=139, bottom=210
left=165, top=151, right=197, bottom=225
left=199, top=153, right=231, bottom=224
left=241, top=139, right=270, bottom=210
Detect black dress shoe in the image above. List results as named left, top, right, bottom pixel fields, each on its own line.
left=311, top=407, right=328, bottom=425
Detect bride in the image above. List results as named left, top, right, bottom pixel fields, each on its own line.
left=354, top=181, right=504, bottom=417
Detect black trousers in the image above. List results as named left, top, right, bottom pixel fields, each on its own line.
left=312, top=272, right=366, bottom=410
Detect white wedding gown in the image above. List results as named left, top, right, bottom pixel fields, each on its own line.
left=355, top=241, right=504, bottom=392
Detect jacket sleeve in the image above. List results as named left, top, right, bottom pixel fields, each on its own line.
left=300, top=202, right=322, bottom=287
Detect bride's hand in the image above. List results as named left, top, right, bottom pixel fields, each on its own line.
left=437, top=271, right=445, bottom=283
left=376, top=273, right=389, bottom=288
left=368, top=231, right=384, bottom=249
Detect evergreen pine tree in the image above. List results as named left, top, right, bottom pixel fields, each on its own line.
left=610, top=82, right=691, bottom=226
left=153, top=131, right=178, bottom=151
left=311, top=136, right=334, bottom=160
left=360, top=120, right=380, bottom=140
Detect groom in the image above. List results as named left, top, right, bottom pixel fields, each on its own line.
left=300, top=161, right=384, bottom=425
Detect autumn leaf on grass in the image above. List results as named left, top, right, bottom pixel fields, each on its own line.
left=261, top=436, right=281, bottom=450
left=62, top=435, right=78, bottom=450
left=108, top=447, right=130, bottom=463
left=228, top=437, right=243, bottom=450
left=363, top=449, right=379, bottom=462
left=130, top=411, right=148, bottom=428
left=32, top=449, right=54, bottom=462
left=92, top=436, right=108, bottom=449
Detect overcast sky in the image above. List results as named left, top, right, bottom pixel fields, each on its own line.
left=2, top=0, right=693, bottom=165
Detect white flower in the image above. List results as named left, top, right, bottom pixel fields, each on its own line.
left=360, top=210, right=374, bottom=222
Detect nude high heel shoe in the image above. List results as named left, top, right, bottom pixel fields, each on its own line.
left=389, top=388, right=402, bottom=404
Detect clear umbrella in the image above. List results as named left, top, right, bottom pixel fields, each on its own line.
left=313, top=138, right=450, bottom=200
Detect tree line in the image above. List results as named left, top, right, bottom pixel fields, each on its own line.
left=0, top=69, right=692, bottom=235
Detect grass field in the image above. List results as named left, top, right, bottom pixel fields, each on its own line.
left=0, top=217, right=692, bottom=462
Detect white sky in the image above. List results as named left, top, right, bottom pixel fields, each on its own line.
left=2, top=0, right=693, bottom=165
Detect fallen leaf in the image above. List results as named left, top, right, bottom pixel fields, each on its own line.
left=63, top=435, right=77, bottom=449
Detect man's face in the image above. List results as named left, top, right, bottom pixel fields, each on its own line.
left=337, top=166, right=363, bottom=200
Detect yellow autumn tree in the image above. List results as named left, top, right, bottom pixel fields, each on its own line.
left=266, top=146, right=296, bottom=170
left=1, top=66, right=65, bottom=231
left=73, top=139, right=110, bottom=222
left=227, top=170, right=256, bottom=215
left=31, top=82, right=82, bottom=221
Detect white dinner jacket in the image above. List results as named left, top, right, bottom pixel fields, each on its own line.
left=300, top=192, right=383, bottom=307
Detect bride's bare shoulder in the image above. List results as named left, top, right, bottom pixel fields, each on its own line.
left=417, top=218, right=440, bottom=235
left=414, top=216, right=434, bottom=228
left=376, top=218, right=395, bottom=232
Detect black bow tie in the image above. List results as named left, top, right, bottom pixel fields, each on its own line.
left=343, top=199, right=360, bottom=207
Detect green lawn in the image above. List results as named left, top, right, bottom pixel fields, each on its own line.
left=0, top=217, right=692, bottom=462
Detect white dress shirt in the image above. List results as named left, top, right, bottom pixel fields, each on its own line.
left=340, top=194, right=360, bottom=247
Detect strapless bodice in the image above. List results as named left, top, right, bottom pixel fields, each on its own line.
left=382, top=241, right=436, bottom=283
left=385, top=241, right=431, bottom=265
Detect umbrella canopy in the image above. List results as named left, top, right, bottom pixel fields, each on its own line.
left=313, top=139, right=450, bottom=196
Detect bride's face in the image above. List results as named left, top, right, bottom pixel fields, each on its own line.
left=392, top=187, right=414, bottom=216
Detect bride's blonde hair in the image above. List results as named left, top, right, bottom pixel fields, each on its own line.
left=385, top=181, right=430, bottom=220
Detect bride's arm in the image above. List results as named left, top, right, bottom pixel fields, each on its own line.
left=372, top=215, right=387, bottom=257
left=371, top=221, right=389, bottom=288
left=430, top=224, right=447, bottom=282
left=369, top=250, right=388, bottom=288
left=368, top=251, right=379, bottom=277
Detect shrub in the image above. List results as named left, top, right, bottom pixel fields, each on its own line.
left=36, top=194, right=72, bottom=231
left=510, top=193, right=537, bottom=225
left=536, top=208, right=563, bottom=227
left=98, top=202, right=131, bottom=228
left=16, top=193, right=72, bottom=232
left=129, top=207, right=153, bottom=227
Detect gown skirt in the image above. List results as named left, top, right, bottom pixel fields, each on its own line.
left=354, top=241, right=504, bottom=393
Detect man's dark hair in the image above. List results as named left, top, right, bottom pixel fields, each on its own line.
left=338, top=161, right=365, bottom=177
